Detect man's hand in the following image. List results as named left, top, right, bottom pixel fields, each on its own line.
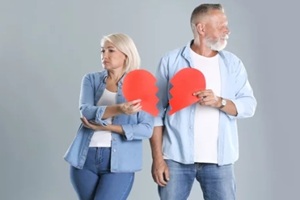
left=193, top=89, right=220, bottom=108
left=151, top=158, right=170, bottom=187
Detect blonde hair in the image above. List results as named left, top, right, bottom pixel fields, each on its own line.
left=101, top=33, right=141, bottom=72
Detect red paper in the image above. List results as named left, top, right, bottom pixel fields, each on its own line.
left=169, top=68, right=206, bottom=115
left=122, top=69, right=159, bottom=116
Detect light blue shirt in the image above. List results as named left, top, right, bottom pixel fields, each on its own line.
left=155, top=41, right=257, bottom=165
left=64, top=70, right=154, bottom=171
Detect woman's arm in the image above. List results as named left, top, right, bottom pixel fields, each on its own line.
left=81, top=110, right=154, bottom=140
left=101, top=99, right=142, bottom=119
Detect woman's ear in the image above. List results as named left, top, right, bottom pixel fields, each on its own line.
left=124, top=56, right=129, bottom=71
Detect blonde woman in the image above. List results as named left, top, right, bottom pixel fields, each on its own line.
left=64, top=33, right=153, bottom=200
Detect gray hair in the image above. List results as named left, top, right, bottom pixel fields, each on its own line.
left=101, top=33, right=141, bottom=72
left=190, top=4, right=224, bottom=30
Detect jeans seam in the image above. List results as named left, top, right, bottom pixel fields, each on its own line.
left=119, top=174, right=134, bottom=200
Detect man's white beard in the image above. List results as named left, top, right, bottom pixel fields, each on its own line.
left=206, top=35, right=228, bottom=51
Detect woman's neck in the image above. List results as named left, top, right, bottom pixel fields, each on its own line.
left=107, top=69, right=125, bottom=82
left=106, top=70, right=125, bottom=92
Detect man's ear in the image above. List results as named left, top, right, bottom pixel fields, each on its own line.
left=196, top=23, right=205, bottom=35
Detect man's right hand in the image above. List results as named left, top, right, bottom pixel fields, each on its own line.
left=151, top=158, right=170, bottom=187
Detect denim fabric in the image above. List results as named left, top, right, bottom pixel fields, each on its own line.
left=64, top=71, right=154, bottom=171
left=154, top=41, right=257, bottom=165
left=159, top=160, right=236, bottom=200
left=70, top=147, right=134, bottom=200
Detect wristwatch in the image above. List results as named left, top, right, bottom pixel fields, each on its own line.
left=219, top=97, right=227, bottom=109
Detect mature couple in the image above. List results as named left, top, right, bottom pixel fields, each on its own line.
left=64, top=3, right=257, bottom=200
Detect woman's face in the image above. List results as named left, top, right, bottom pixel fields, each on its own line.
left=101, top=41, right=127, bottom=71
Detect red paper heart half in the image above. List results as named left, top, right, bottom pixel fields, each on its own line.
left=122, top=69, right=159, bottom=116
left=169, top=68, right=206, bottom=115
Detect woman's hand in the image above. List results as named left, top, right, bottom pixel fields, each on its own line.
left=81, top=116, right=125, bottom=135
left=119, top=99, right=142, bottom=115
left=81, top=117, right=106, bottom=131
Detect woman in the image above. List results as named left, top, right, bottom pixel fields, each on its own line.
left=64, top=33, right=154, bottom=200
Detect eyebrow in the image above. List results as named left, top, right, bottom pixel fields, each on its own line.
left=101, top=46, right=116, bottom=49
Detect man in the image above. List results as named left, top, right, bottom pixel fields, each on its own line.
left=150, top=4, right=257, bottom=200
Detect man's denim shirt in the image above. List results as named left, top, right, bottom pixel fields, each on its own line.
left=155, top=41, right=257, bottom=165
left=64, top=70, right=154, bottom=172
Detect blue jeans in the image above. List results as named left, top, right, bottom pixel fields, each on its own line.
left=70, top=147, right=134, bottom=200
left=159, top=160, right=236, bottom=200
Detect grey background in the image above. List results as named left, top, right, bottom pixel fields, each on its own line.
left=1, top=0, right=298, bottom=199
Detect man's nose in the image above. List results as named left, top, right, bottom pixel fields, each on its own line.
left=225, top=27, right=230, bottom=35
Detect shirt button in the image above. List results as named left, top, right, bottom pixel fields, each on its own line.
left=113, top=149, right=116, bottom=152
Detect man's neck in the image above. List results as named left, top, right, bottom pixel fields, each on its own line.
left=191, top=39, right=218, bottom=57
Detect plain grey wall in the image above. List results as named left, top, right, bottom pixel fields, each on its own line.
left=1, top=0, right=299, bottom=199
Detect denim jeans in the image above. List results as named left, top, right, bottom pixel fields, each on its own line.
left=159, top=160, right=236, bottom=200
left=70, top=147, right=134, bottom=200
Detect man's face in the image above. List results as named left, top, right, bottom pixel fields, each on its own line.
left=204, top=10, right=230, bottom=51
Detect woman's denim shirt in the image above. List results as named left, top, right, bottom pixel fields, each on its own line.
left=64, top=70, right=154, bottom=172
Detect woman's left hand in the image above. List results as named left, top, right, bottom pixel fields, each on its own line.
left=81, top=117, right=106, bottom=131
left=119, top=99, right=142, bottom=115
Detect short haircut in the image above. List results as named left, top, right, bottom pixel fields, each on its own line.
left=101, top=33, right=141, bottom=72
left=190, top=4, right=224, bottom=26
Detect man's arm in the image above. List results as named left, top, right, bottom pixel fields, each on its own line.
left=150, top=126, right=169, bottom=186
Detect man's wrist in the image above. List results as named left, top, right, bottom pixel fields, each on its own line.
left=218, top=97, right=227, bottom=109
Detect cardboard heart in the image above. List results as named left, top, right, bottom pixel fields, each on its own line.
left=169, top=68, right=206, bottom=115
left=122, top=69, right=159, bottom=116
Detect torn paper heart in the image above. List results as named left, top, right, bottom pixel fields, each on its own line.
left=169, top=68, right=206, bottom=115
left=122, top=69, right=159, bottom=116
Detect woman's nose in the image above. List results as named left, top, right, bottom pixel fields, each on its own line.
left=101, top=52, right=108, bottom=60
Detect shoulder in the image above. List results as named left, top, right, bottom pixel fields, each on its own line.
left=219, top=50, right=245, bottom=72
left=159, top=46, right=189, bottom=67
left=219, top=50, right=242, bottom=64
left=83, top=70, right=107, bottom=80
left=162, top=46, right=186, bottom=59
left=80, top=71, right=107, bottom=88
left=160, top=40, right=192, bottom=62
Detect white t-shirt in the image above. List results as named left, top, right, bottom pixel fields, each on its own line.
left=89, top=89, right=117, bottom=147
left=190, top=49, right=221, bottom=163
